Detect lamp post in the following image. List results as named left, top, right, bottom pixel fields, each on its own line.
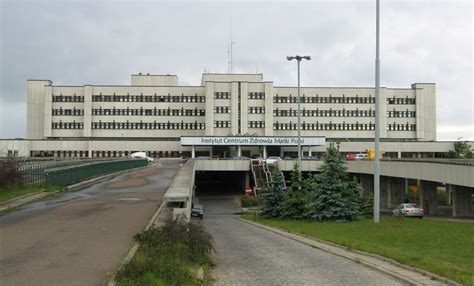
left=287, top=55, right=311, bottom=179
left=374, top=0, right=381, bottom=223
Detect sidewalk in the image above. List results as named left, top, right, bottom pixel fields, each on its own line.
left=239, top=218, right=459, bottom=286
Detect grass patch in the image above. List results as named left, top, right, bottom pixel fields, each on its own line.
left=0, top=185, right=59, bottom=203
left=242, top=214, right=474, bottom=285
left=115, top=221, right=213, bottom=286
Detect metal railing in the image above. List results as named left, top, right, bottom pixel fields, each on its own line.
left=20, top=158, right=148, bottom=187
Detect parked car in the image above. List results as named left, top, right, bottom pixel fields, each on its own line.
left=232, top=156, right=249, bottom=160
left=392, top=203, right=424, bottom=218
left=354, top=153, right=367, bottom=160
left=191, top=203, right=204, bottom=220
left=265, top=156, right=282, bottom=165
left=130, top=151, right=154, bottom=162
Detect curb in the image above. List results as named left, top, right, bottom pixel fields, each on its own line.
left=0, top=165, right=150, bottom=214
left=238, top=218, right=459, bottom=286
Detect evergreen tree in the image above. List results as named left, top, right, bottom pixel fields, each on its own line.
left=260, top=171, right=285, bottom=218
left=305, top=143, right=362, bottom=221
left=281, top=164, right=308, bottom=220
left=447, top=141, right=473, bottom=159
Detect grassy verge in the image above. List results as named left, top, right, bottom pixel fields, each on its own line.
left=0, top=185, right=59, bottom=203
left=115, top=221, right=213, bottom=286
left=242, top=214, right=474, bottom=285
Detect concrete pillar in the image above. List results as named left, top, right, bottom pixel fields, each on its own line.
left=397, top=151, right=401, bottom=159
left=308, top=146, right=312, bottom=157
left=237, top=145, right=242, bottom=157
left=451, top=185, right=473, bottom=217
left=389, top=177, right=406, bottom=206
left=445, top=184, right=452, bottom=205
left=360, top=174, right=373, bottom=198
left=245, top=172, right=250, bottom=188
left=263, top=146, right=267, bottom=159
left=380, top=176, right=390, bottom=208
left=420, top=180, right=438, bottom=215
left=191, top=146, right=195, bottom=158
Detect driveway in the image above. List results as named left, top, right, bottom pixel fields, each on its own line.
left=201, top=196, right=403, bottom=286
left=0, top=164, right=178, bottom=286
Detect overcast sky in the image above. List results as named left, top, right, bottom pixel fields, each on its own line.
left=1, top=0, right=472, bottom=140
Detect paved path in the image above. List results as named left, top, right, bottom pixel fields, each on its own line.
left=201, top=197, right=403, bottom=286
left=0, top=164, right=178, bottom=286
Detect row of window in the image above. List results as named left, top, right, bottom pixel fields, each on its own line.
left=92, top=108, right=205, bottom=116
left=214, top=106, right=230, bottom=114
left=274, top=109, right=376, bottom=117
left=92, top=121, right=205, bottom=130
left=249, top=107, right=265, bottom=114
left=387, top=97, right=416, bottom=105
left=273, top=95, right=376, bottom=104
left=214, top=121, right=231, bottom=128
left=249, top=92, right=265, bottom=99
left=387, top=123, right=417, bottom=131
left=52, top=95, right=84, bottom=102
left=214, top=92, right=231, bottom=99
left=273, top=122, right=376, bottom=131
left=52, top=108, right=84, bottom=116
left=249, top=121, right=265, bottom=128
left=52, top=121, right=84, bottom=129
left=387, top=110, right=416, bottom=118
left=92, top=94, right=205, bottom=103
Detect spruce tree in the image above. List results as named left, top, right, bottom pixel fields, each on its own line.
left=281, top=164, right=308, bottom=220
left=305, top=143, right=362, bottom=221
left=260, top=171, right=285, bottom=218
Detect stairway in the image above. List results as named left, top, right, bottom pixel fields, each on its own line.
left=250, top=159, right=286, bottom=193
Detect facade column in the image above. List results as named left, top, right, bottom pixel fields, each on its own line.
left=397, top=151, right=402, bottom=159
left=191, top=146, right=195, bottom=158
left=451, top=185, right=473, bottom=217
left=237, top=145, right=242, bottom=157
left=263, top=145, right=267, bottom=159
left=387, top=177, right=392, bottom=208
left=420, top=180, right=438, bottom=215
left=445, top=184, right=452, bottom=205
left=308, top=146, right=312, bottom=157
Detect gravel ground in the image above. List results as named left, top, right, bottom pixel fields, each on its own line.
left=201, top=197, right=403, bottom=286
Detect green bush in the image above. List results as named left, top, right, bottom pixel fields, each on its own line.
left=116, top=221, right=213, bottom=286
left=241, top=195, right=261, bottom=207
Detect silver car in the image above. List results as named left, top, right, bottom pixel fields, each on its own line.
left=392, top=203, right=424, bottom=219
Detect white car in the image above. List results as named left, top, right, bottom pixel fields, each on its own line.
left=130, top=151, right=154, bottom=162
left=354, top=153, right=367, bottom=160
left=265, top=156, right=282, bottom=165
left=392, top=203, right=424, bottom=218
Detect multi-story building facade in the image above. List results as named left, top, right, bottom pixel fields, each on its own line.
left=3, top=73, right=442, bottom=158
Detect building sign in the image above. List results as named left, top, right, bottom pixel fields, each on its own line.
left=181, top=136, right=325, bottom=146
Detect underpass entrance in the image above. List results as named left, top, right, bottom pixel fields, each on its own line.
left=194, top=171, right=247, bottom=197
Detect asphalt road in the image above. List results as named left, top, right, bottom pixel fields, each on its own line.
left=201, top=196, right=403, bottom=286
left=0, top=164, right=178, bottom=286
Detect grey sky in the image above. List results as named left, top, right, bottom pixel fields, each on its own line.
left=1, top=0, right=472, bottom=140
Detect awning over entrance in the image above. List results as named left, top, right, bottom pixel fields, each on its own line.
left=180, top=136, right=325, bottom=146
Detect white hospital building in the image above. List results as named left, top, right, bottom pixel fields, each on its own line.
left=2, top=73, right=450, bottom=158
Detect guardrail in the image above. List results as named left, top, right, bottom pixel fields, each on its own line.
left=20, top=158, right=148, bottom=186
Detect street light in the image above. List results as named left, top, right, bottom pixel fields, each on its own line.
left=374, top=0, right=381, bottom=223
left=287, top=55, right=311, bottom=179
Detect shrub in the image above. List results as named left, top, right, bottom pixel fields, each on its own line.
left=0, top=158, right=22, bottom=188
left=241, top=195, right=261, bottom=207
left=116, top=220, right=213, bottom=285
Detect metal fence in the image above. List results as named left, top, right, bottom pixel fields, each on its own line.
left=20, top=158, right=148, bottom=187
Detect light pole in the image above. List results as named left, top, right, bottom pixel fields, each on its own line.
left=374, top=0, right=381, bottom=223
left=287, top=55, right=311, bottom=179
